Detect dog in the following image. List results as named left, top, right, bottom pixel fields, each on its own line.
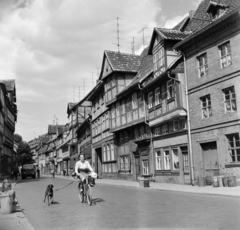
left=43, top=184, right=54, bottom=206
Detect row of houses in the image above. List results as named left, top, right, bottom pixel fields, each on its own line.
left=30, top=0, right=240, bottom=185
left=0, top=80, right=17, bottom=175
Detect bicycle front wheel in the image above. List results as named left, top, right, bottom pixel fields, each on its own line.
left=86, top=184, right=92, bottom=206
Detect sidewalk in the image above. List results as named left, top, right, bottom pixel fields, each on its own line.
left=50, top=174, right=240, bottom=198
left=0, top=179, right=35, bottom=230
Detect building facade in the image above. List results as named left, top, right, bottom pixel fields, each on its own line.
left=175, top=0, right=240, bottom=183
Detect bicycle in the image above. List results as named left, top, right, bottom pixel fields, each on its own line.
left=77, top=176, right=93, bottom=206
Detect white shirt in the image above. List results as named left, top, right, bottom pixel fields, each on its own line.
left=75, top=160, right=93, bottom=174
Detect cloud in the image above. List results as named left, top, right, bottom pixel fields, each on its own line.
left=164, top=13, right=188, bottom=29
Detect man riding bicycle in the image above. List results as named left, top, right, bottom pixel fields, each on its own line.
left=75, top=153, right=93, bottom=193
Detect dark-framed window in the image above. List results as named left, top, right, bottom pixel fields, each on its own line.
left=227, top=133, right=240, bottom=162
left=201, top=94, right=212, bottom=118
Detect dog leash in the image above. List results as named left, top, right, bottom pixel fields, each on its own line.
left=55, top=180, right=75, bottom=191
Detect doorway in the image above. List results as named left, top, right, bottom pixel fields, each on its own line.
left=201, top=141, right=219, bottom=185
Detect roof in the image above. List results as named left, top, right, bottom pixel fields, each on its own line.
left=0, top=80, right=15, bottom=92
left=104, top=50, right=142, bottom=73
left=155, top=28, right=192, bottom=41
left=67, top=102, right=76, bottom=116
left=183, top=0, right=240, bottom=32
left=116, top=47, right=153, bottom=96
left=174, top=2, right=240, bottom=49
left=48, top=125, right=65, bottom=135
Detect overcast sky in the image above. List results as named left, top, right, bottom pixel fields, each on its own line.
left=0, top=0, right=201, bottom=142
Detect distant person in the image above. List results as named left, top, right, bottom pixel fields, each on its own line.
left=14, top=168, right=18, bottom=181
left=37, top=167, right=40, bottom=178
left=51, top=168, right=55, bottom=178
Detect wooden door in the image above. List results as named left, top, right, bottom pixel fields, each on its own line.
left=135, top=156, right=140, bottom=179
left=201, top=142, right=219, bottom=185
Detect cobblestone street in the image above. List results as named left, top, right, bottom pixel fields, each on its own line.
left=13, top=176, right=240, bottom=230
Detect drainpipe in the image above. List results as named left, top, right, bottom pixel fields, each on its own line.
left=180, top=51, right=195, bottom=186
left=138, top=82, right=154, bottom=177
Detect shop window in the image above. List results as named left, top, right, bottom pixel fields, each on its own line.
left=227, top=133, right=240, bottom=162
left=163, top=149, right=170, bottom=170
left=201, top=95, right=212, bottom=119
left=155, top=150, right=162, bottom=170
left=219, top=41, right=232, bottom=68
left=142, top=160, right=150, bottom=175
left=172, top=148, right=179, bottom=170
left=110, top=143, right=115, bottom=160
left=223, top=86, right=236, bottom=112
left=107, top=144, right=111, bottom=161
left=197, top=53, right=208, bottom=77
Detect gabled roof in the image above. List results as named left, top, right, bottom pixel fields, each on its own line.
left=155, top=28, right=192, bottom=41
left=116, top=47, right=153, bottom=97
left=183, top=0, right=240, bottom=32
left=0, top=80, right=15, bottom=92
left=67, top=102, right=76, bottom=116
left=103, top=50, right=142, bottom=73
left=174, top=2, right=240, bottom=50
left=148, top=27, right=192, bottom=55
left=48, top=124, right=65, bottom=135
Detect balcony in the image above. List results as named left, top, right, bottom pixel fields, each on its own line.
left=149, top=108, right=187, bottom=127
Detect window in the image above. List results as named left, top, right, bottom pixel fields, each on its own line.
left=223, top=87, right=236, bottom=112
left=167, top=80, right=174, bottom=99
left=102, top=114, right=105, bottom=131
left=197, top=53, right=208, bottom=77
left=162, top=123, right=168, bottom=134
left=155, top=88, right=161, bottom=105
left=134, top=127, right=139, bottom=139
left=227, top=134, right=240, bottom=162
left=116, top=102, right=121, bottom=127
left=179, top=118, right=187, bottom=130
left=219, top=42, right=231, bottom=68
left=107, top=144, right=111, bottom=161
left=155, top=150, right=162, bottom=170
left=153, top=47, right=165, bottom=75
left=172, top=148, right=179, bottom=170
left=163, top=150, right=170, bottom=170
left=173, top=120, right=179, bottom=131
left=132, top=93, right=138, bottom=109
left=105, top=112, right=109, bottom=129
left=181, top=146, right=189, bottom=172
left=111, top=106, right=116, bottom=128
left=120, top=156, right=130, bottom=171
left=148, top=92, right=153, bottom=109
left=201, top=95, right=212, bottom=118
left=103, top=145, right=106, bottom=162
left=142, top=160, right=149, bottom=175
left=110, top=143, right=115, bottom=160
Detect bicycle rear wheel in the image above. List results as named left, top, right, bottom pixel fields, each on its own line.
left=86, top=184, right=92, bottom=206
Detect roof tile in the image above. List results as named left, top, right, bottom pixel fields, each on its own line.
left=105, top=51, right=142, bottom=72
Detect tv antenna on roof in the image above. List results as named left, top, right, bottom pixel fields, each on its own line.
left=131, top=37, right=135, bottom=55
left=139, top=26, right=147, bottom=49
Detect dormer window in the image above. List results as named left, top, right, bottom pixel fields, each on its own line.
left=207, top=2, right=227, bottom=21
left=153, top=46, right=165, bottom=77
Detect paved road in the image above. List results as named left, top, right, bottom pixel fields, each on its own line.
left=14, top=176, right=240, bottom=230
